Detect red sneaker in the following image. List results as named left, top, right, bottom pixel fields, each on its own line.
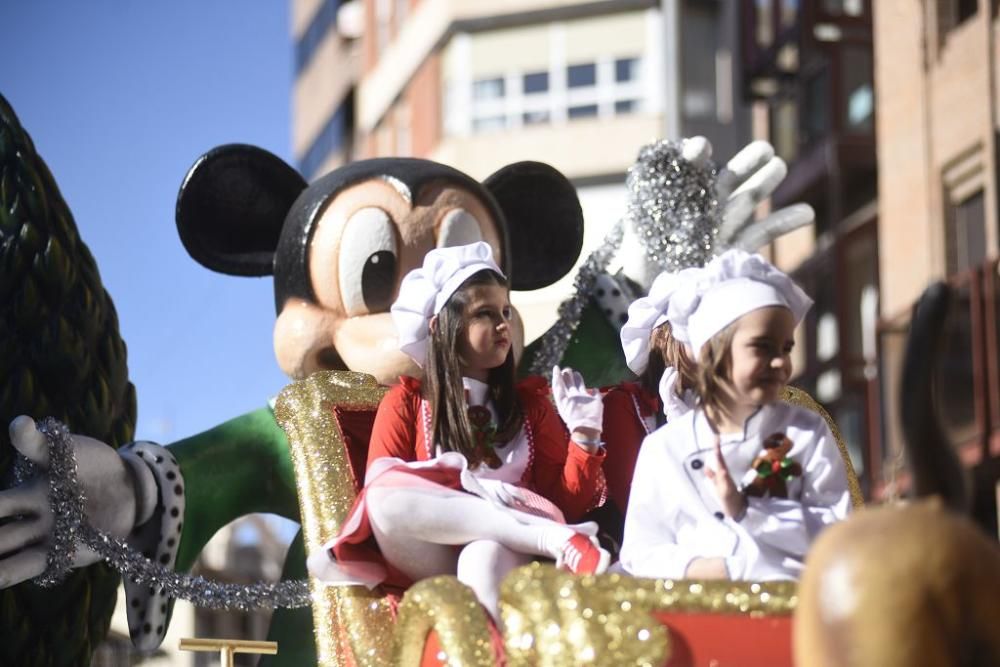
left=558, top=534, right=610, bottom=575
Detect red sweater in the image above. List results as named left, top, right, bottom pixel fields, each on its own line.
left=601, top=382, right=659, bottom=512
left=367, top=376, right=607, bottom=522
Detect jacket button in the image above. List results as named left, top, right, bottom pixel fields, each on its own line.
left=691, top=459, right=703, bottom=470
left=714, top=511, right=725, bottom=520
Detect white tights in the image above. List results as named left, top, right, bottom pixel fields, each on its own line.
left=366, top=486, right=579, bottom=620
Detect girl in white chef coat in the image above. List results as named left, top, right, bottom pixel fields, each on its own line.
left=619, top=249, right=851, bottom=581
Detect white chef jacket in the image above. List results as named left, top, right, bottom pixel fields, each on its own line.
left=619, top=402, right=851, bottom=581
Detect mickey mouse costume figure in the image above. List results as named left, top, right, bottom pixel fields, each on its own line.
left=620, top=249, right=852, bottom=581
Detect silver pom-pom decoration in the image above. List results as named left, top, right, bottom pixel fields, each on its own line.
left=627, top=139, right=720, bottom=273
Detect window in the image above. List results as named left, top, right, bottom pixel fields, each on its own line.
left=780, top=0, right=800, bottom=28
left=615, top=58, right=640, bottom=83
left=821, top=0, right=864, bottom=16
left=843, top=229, right=879, bottom=377
left=523, top=71, right=549, bottom=94
left=299, top=100, right=350, bottom=180
left=942, top=145, right=988, bottom=276
left=472, top=77, right=505, bottom=101
left=472, top=115, right=506, bottom=132
left=945, top=190, right=986, bottom=276
left=295, top=0, right=341, bottom=72
left=842, top=47, right=873, bottom=133
left=958, top=0, right=979, bottom=22
left=939, top=0, right=979, bottom=45
left=522, top=110, right=550, bottom=125
left=755, top=0, right=774, bottom=48
left=568, top=104, right=598, bottom=119
left=614, top=100, right=638, bottom=114
left=446, top=46, right=645, bottom=136
left=769, top=97, right=799, bottom=163
left=681, top=0, right=718, bottom=120
left=567, top=63, right=596, bottom=88
left=802, top=67, right=831, bottom=148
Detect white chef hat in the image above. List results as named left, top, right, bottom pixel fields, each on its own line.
left=391, top=241, right=505, bottom=365
left=619, top=267, right=701, bottom=375
left=667, top=249, right=813, bottom=356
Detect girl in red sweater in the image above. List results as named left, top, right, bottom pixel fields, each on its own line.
left=308, top=242, right=609, bottom=619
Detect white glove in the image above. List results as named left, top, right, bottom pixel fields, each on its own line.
left=551, top=366, right=604, bottom=436
left=620, top=137, right=814, bottom=291
left=0, top=416, right=142, bottom=588
left=707, top=138, right=815, bottom=252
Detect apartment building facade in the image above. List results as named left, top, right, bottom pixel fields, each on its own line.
left=291, top=0, right=753, bottom=338
left=873, top=0, right=1000, bottom=525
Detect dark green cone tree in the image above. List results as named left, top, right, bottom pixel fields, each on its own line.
left=0, top=92, right=137, bottom=665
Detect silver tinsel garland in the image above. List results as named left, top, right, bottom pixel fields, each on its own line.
left=24, top=418, right=311, bottom=610
left=528, top=139, right=721, bottom=374
left=31, top=419, right=85, bottom=588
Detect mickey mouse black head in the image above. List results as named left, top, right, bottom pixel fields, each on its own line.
left=176, top=145, right=584, bottom=384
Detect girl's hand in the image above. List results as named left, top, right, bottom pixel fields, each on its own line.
left=551, top=366, right=604, bottom=449
left=705, top=437, right=747, bottom=519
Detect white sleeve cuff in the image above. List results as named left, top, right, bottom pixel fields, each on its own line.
left=119, top=449, right=158, bottom=527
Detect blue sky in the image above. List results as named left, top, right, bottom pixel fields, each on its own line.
left=1, top=2, right=295, bottom=442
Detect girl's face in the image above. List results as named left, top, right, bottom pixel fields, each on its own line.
left=456, top=283, right=513, bottom=379
left=727, top=305, right=795, bottom=407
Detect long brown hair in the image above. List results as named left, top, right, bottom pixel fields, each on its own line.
left=423, top=269, right=523, bottom=467
left=694, top=320, right=739, bottom=430
left=641, top=322, right=697, bottom=426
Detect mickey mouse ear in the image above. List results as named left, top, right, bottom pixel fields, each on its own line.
left=483, top=161, right=584, bottom=291
left=176, top=144, right=307, bottom=276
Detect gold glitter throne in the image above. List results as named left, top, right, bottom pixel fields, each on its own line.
left=275, top=372, right=862, bottom=667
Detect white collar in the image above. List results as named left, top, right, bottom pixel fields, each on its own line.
left=693, top=403, right=774, bottom=445
left=462, top=377, right=490, bottom=406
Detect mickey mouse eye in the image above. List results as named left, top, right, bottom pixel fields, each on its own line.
left=338, top=207, right=399, bottom=316
left=436, top=208, right=484, bottom=248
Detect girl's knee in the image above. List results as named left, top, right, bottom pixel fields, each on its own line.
left=366, top=487, right=413, bottom=532
left=458, top=540, right=508, bottom=571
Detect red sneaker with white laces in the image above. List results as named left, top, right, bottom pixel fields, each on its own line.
left=557, top=533, right=610, bottom=575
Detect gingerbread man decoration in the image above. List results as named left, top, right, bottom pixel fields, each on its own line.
left=744, top=433, right=803, bottom=499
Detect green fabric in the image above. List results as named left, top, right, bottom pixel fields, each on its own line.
left=519, top=301, right=633, bottom=388
left=170, top=406, right=300, bottom=573
left=260, top=530, right=316, bottom=667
